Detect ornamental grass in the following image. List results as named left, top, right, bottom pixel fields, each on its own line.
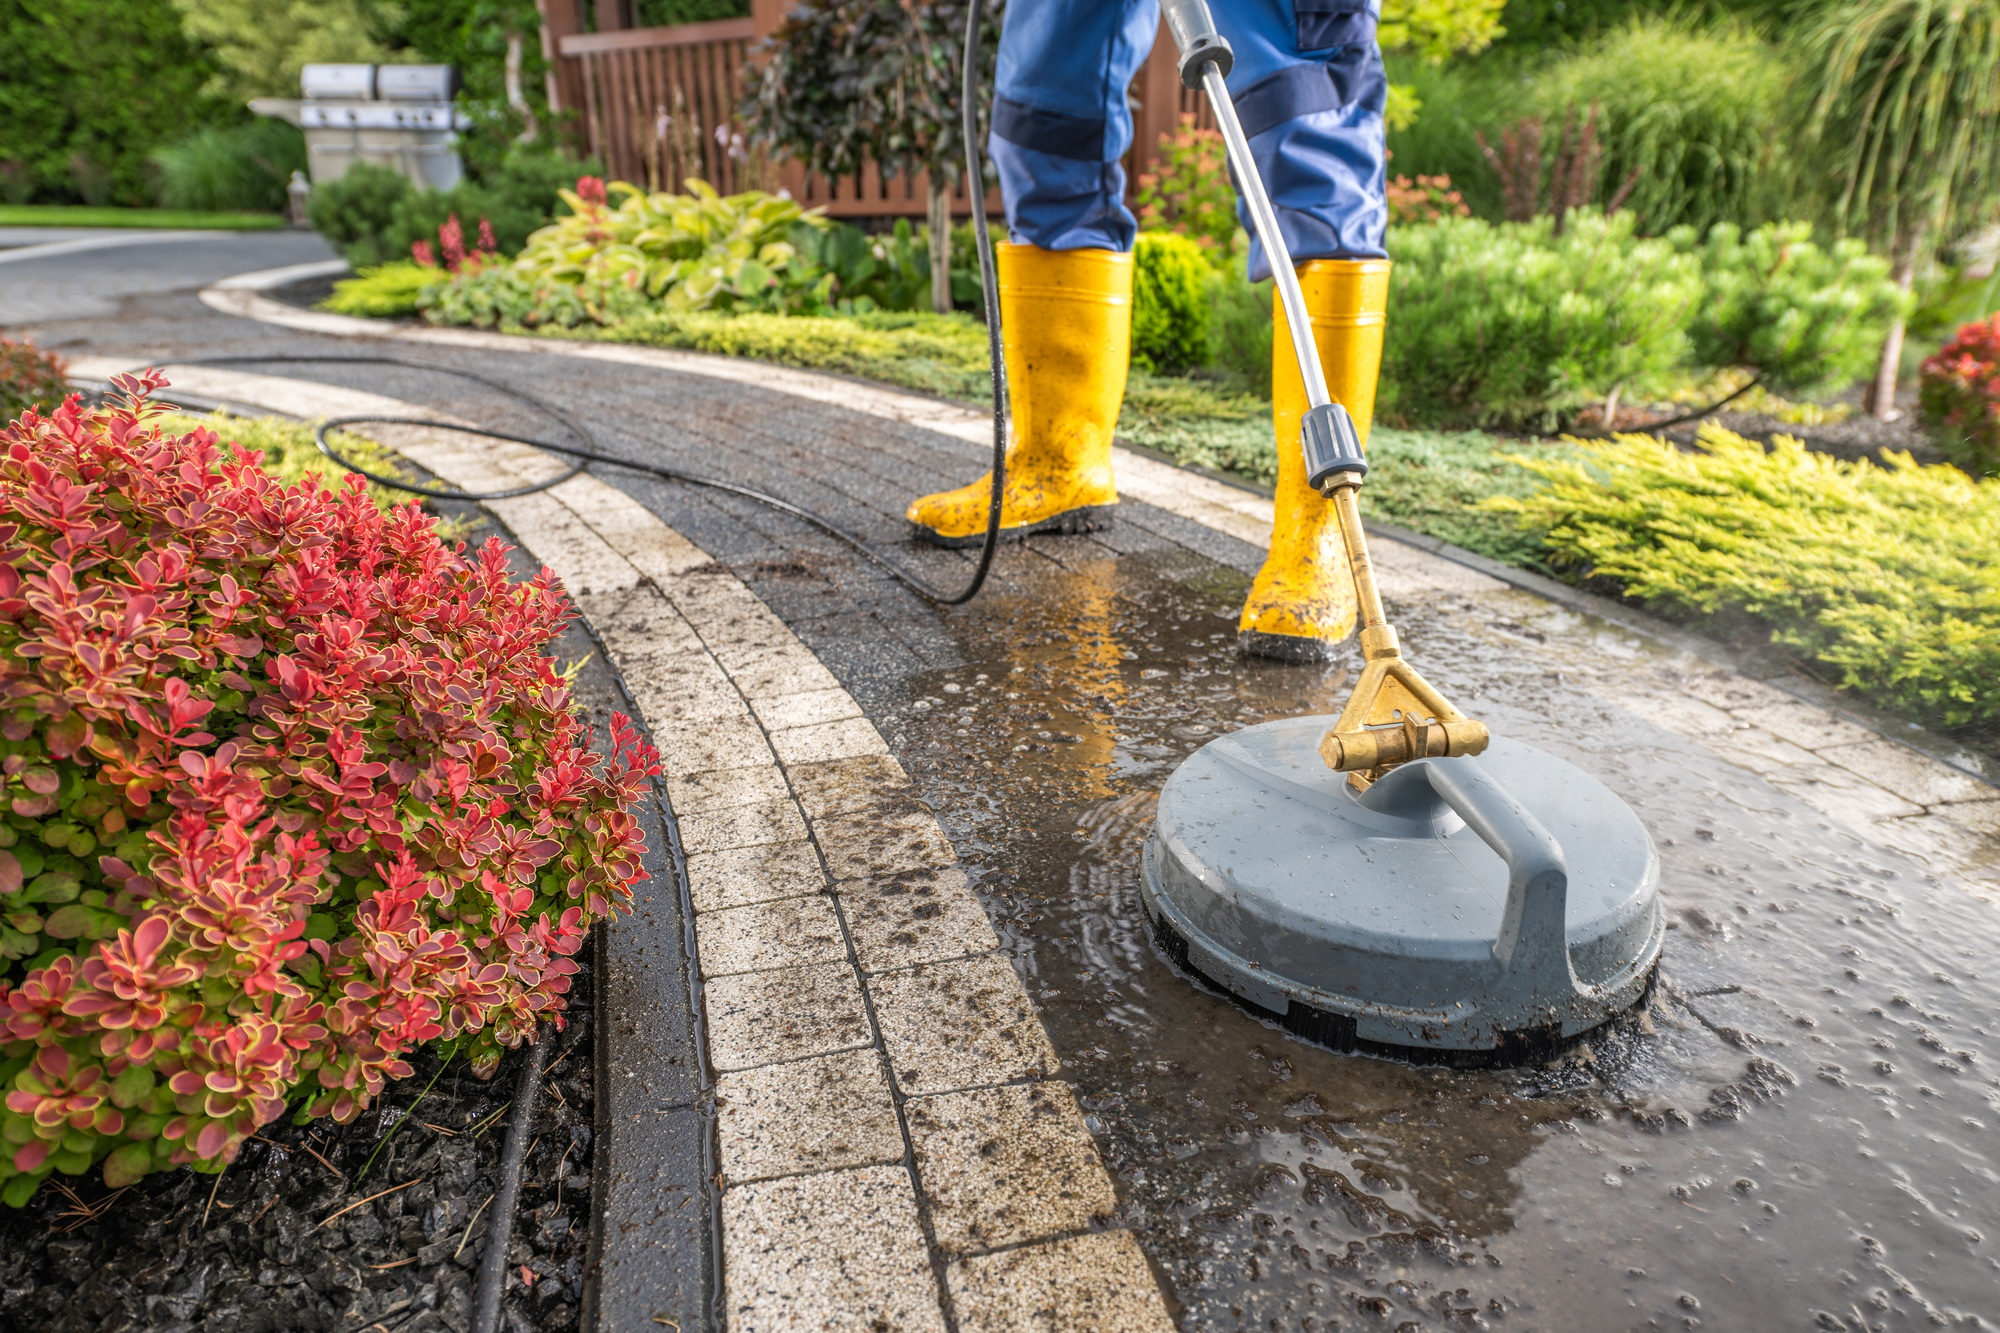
left=0, top=375, right=658, bottom=1204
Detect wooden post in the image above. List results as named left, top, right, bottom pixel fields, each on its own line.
left=535, top=0, right=584, bottom=114
left=594, top=0, right=630, bottom=33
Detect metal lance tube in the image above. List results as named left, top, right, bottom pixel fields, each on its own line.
left=1162, top=0, right=1486, bottom=777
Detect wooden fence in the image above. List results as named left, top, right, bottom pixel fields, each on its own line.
left=545, top=5, right=1206, bottom=217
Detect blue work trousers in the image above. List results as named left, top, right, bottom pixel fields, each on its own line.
left=990, top=0, right=1388, bottom=279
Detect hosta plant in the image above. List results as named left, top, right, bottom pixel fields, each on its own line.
left=1919, top=314, right=2000, bottom=477
left=0, top=375, right=657, bottom=1204
left=439, top=177, right=832, bottom=319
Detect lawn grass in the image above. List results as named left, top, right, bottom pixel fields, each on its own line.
left=0, top=205, right=287, bottom=230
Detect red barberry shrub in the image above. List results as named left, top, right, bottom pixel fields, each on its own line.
left=1387, top=174, right=1472, bottom=226
left=0, top=374, right=658, bottom=1204
left=1919, top=314, right=2000, bottom=477
left=0, top=337, right=67, bottom=423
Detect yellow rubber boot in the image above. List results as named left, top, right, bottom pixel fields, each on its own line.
left=1238, top=259, right=1391, bottom=662
left=907, top=243, right=1130, bottom=546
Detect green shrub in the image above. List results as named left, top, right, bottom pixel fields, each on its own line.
left=306, top=162, right=415, bottom=268
left=1206, top=265, right=1274, bottom=397
left=0, top=0, right=223, bottom=205
left=307, top=151, right=595, bottom=269
left=1132, top=232, right=1213, bottom=375
left=0, top=338, right=68, bottom=421
left=1528, top=17, right=1789, bottom=235
left=151, top=118, right=303, bottom=213
left=1382, top=53, right=1520, bottom=219
left=321, top=261, right=448, bottom=319
left=1381, top=209, right=1704, bottom=430
left=1489, top=425, right=2000, bottom=730
left=1681, top=221, right=1907, bottom=395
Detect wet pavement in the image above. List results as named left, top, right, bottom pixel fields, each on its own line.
left=15, top=262, right=2000, bottom=1332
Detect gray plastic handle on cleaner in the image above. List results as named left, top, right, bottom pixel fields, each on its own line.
left=1358, top=758, right=1581, bottom=997
left=1161, top=0, right=1367, bottom=483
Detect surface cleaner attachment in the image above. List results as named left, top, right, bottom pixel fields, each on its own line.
left=1141, top=0, right=1664, bottom=1063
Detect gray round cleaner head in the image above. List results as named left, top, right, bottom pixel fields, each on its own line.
left=1142, top=718, right=1662, bottom=1064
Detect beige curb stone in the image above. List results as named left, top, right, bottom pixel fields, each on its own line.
left=716, top=1049, right=904, bottom=1186
left=906, top=1081, right=1118, bottom=1254
left=722, top=1166, right=946, bottom=1333
left=788, top=754, right=918, bottom=822
left=666, top=764, right=792, bottom=815
left=769, top=715, right=894, bottom=765
left=949, top=1230, right=1177, bottom=1333
left=702, top=962, right=873, bottom=1072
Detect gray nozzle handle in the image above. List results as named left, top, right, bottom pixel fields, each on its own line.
left=1358, top=757, right=1578, bottom=996
left=1162, top=0, right=1234, bottom=87
left=1302, top=402, right=1367, bottom=489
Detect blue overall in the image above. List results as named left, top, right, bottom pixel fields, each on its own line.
left=990, top=0, right=1387, bottom=280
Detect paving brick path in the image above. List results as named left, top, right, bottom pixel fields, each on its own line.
left=18, top=242, right=2000, bottom=1331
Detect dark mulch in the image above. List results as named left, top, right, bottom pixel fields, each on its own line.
left=0, top=962, right=597, bottom=1333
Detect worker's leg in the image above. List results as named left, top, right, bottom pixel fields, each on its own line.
left=906, top=0, right=1158, bottom=545
left=1217, top=0, right=1391, bottom=661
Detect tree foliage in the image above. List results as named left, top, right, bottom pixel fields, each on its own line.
left=0, top=0, right=222, bottom=206
left=170, top=0, right=395, bottom=103
left=1797, top=0, right=2000, bottom=259
left=741, top=0, right=1000, bottom=189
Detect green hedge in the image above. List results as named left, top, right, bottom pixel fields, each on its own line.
left=0, top=0, right=222, bottom=205
left=1131, top=232, right=1213, bottom=375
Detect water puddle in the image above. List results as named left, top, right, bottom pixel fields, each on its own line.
left=879, top=546, right=2000, bottom=1333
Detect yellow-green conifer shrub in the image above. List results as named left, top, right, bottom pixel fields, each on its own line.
left=1488, top=426, right=2000, bottom=730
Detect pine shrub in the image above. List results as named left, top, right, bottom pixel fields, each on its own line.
left=1489, top=425, right=2000, bottom=730
left=0, top=376, right=657, bottom=1203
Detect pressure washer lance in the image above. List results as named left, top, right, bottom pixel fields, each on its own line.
left=1162, top=0, right=1486, bottom=788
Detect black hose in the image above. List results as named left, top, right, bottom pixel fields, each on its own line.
left=472, top=1024, right=551, bottom=1333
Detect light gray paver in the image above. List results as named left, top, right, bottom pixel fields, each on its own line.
left=651, top=711, right=777, bottom=783
left=677, top=798, right=811, bottom=856
left=768, top=716, right=893, bottom=766
left=1767, top=763, right=1926, bottom=825
left=817, top=807, right=960, bottom=883
left=1819, top=740, right=1995, bottom=808
left=721, top=1166, right=946, bottom=1333
left=1740, top=698, right=1879, bottom=753
left=716, top=1048, right=904, bottom=1185
left=870, top=953, right=1060, bottom=1096
left=685, top=841, right=828, bottom=913
left=841, top=868, right=1002, bottom=974
left=666, top=763, right=793, bottom=815
left=948, top=1230, right=1177, bottom=1333
left=696, top=895, right=849, bottom=978
left=905, top=1081, right=1116, bottom=1254
left=788, top=754, right=916, bottom=822
left=703, top=962, right=872, bottom=1072
left=751, top=686, right=864, bottom=732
